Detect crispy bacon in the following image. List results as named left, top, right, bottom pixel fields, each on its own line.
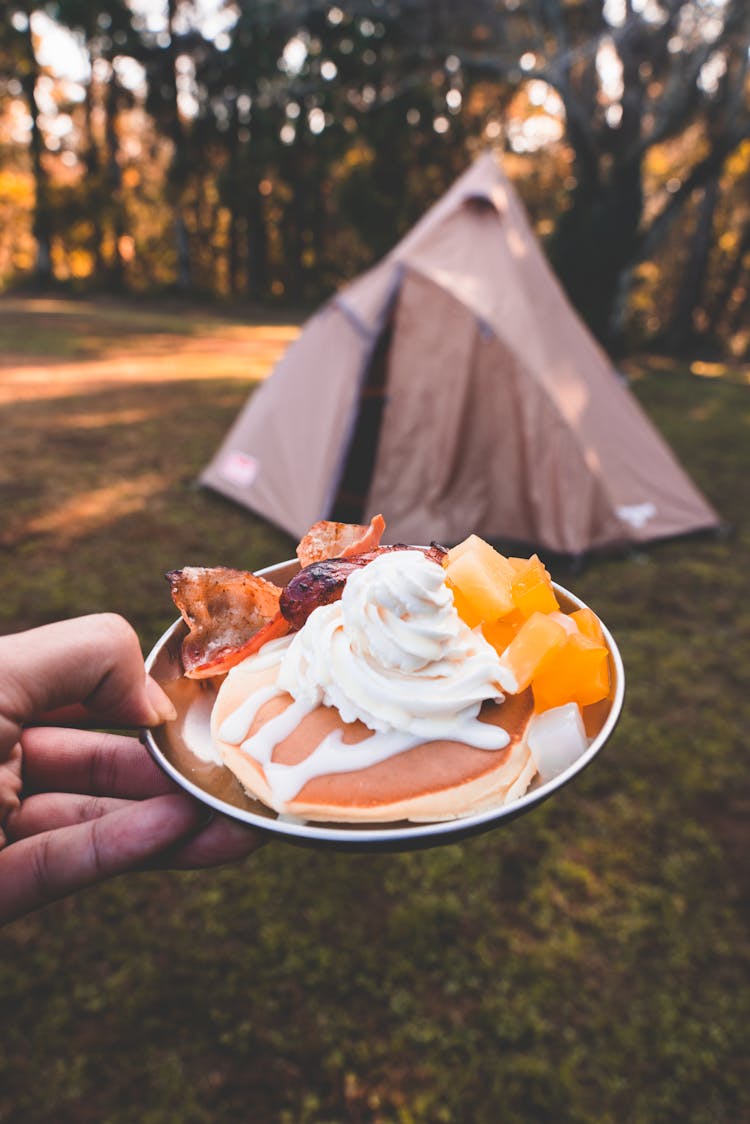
left=167, top=566, right=287, bottom=679
left=166, top=518, right=446, bottom=678
left=279, top=543, right=447, bottom=632
left=296, top=514, right=386, bottom=567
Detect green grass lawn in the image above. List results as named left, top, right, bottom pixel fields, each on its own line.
left=1, top=298, right=748, bottom=1123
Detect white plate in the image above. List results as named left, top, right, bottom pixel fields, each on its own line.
left=142, top=559, right=625, bottom=851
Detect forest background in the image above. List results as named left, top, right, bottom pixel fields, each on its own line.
left=1, top=0, right=749, bottom=357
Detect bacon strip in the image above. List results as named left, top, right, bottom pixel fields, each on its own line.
left=167, top=522, right=445, bottom=679
left=167, top=566, right=286, bottom=679
left=279, top=543, right=447, bottom=632
left=296, top=514, right=386, bottom=567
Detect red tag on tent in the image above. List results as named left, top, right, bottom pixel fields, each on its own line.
left=219, top=450, right=259, bottom=488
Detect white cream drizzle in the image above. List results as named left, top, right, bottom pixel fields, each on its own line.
left=216, top=552, right=513, bottom=808
left=265, top=729, right=424, bottom=806
left=218, top=683, right=282, bottom=746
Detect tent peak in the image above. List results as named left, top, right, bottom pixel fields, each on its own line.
left=388, top=149, right=507, bottom=263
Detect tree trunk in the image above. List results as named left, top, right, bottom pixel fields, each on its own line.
left=83, top=70, right=106, bottom=278
left=167, top=0, right=191, bottom=290
left=725, top=251, right=750, bottom=336
left=20, top=19, right=53, bottom=285
left=551, top=162, right=643, bottom=349
left=284, top=146, right=307, bottom=302
left=547, top=6, right=645, bottom=350
left=706, top=221, right=750, bottom=337
left=105, top=72, right=127, bottom=290
left=245, top=186, right=268, bottom=301
left=226, top=101, right=241, bottom=296
left=174, top=214, right=191, bottom=290
left=666, top=176, right=720, bottom=352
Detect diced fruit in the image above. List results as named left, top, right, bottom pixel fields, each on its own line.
left=510, top=554, right=559, bottom=618
left=482, top=610, right=524, bottom=655
left=445, top=535, right=479, bottom=565
left=548, top=610, right=579, bottom=636
left=443, top=538, right=611, bottom=717
left=444, top=535, right=516, bottom=622
left=526, top=703, right=589, bottom=782
left=570, top=607, right=605, bottom=645
left=449, top=583, right=484, bottom=629
left=496, top=611, right=569, bottom=694
left=532, top=633, right=610, bottom=712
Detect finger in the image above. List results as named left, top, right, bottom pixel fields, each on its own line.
left=0, top=615, right=176, bottom=759
left=28, top=703, right=128, bottom=728
left=0, top=793, right=205, bottom=926
left=155, top=813, right=267, bottom=869
left=20, top=727, right=178, bottom=799
left=6, top=792, right=134, bottom=840
left=0, top=744, right=23, bottom=844
left=8, top=788, right=265, bottom=870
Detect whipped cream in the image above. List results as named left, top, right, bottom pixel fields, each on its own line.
left=277, top=551, right=509, bottom=748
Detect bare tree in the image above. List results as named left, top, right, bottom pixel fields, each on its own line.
left=455, top=0, right=750, bottom=350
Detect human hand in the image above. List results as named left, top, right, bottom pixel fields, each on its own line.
left=0, top=614, right=263, bottom=926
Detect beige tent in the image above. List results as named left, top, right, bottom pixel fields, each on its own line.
left=201, top=151, right=721, bottom=554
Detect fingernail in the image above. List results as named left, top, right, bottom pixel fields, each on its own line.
left=145, top=674, right=178, bottom=723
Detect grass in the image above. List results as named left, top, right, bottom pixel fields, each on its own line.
left=1, top=297, right=748, bottom=1124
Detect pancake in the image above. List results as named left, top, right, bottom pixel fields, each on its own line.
left=211, top=657, right=538, bottom=823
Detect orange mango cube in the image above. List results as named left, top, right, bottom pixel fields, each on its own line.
left=482, top=610, right=525, bottom=655
left=570, top=607, right=605, bottom=645
left=449, top=583, right=484, bottom=629
left=532, top=633, right=610, bottom=712
left=510, top=554, right=559, bottom=618
left=496, top=611, right=568, bottom=694
left=444, top=535, right=516, bottom=623
left=445, top=535, right=478, bottom=565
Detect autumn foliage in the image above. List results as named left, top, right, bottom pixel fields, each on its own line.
left=1, top=0, right=748, bottom=358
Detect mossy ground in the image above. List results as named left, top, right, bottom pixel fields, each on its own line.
left=1, top=298, right=748, bottom=1123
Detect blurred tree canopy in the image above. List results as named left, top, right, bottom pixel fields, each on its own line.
left=0, top=0, right=748, bottom=357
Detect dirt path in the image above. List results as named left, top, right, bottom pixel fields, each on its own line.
left=0, top=296, right=300, bottom=404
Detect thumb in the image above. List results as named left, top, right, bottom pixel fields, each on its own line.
left=0, top=615, right=176, bottom=758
